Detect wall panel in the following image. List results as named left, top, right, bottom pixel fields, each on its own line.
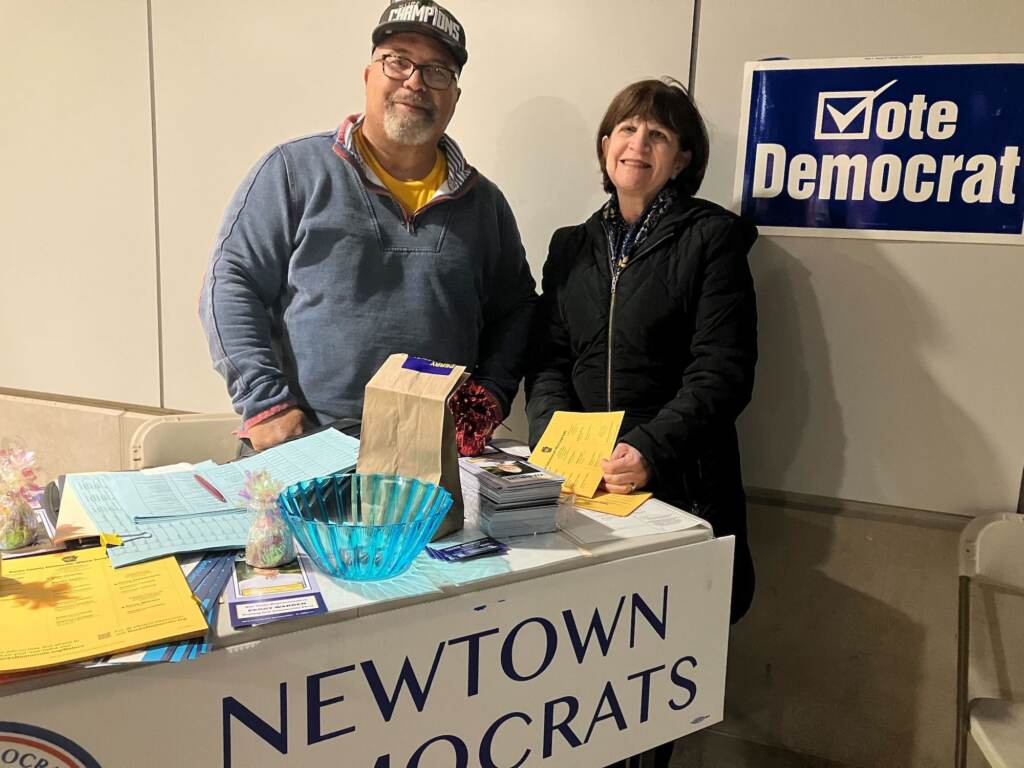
left=695, top=0, right=1024, bottom=514
left=151, top=0, right=695, bottom=414
left=0, top=0, right=160, bottom=405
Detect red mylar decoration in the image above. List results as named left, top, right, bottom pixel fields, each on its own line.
left=449, top=380, right=503, bottom=457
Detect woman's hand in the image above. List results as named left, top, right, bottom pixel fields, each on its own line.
left=600, top=442, right=651, bottom=494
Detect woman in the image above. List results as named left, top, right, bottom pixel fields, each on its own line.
left=526, top=79, right=757, bottom=765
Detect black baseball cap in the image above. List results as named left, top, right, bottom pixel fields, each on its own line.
left=372, top=1, right=468, bottom=68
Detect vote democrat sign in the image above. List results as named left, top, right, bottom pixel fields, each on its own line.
left=734, top=55, right=1024, bottom=243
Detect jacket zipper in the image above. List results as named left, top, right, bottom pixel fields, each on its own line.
left=406, top=180, right=475, bottom=232
left=605, top=230, right=618, bottom=410
left=380, top=176, right=479, bottom=233
left=604, top=231, right=674, bottom=411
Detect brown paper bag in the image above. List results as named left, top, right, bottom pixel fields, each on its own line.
left=357, top=354, right=467, bottom=540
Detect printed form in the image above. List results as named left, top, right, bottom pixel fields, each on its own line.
left=59, top=429, right=361, bottom=566
left=0, top=547, right=206, bottom=672
left=126, top=429, right=361, bottom=521
left=529, top=411, right=624, bottom=497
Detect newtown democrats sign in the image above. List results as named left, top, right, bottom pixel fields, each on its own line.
left=734, top=55, right=1024, bottom=244
left=0, top=540, right=733, bottom=767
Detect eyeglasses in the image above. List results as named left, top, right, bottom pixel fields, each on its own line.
left=374, top=53, right=458, bottom=90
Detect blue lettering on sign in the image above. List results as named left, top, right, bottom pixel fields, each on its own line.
left=582, top=681, right=628, bottom=743
left=306, top=665, right=356, bottom=744
left=541, top=696, right=582, bottom=758
left=220, top=585, right=699, bottom=767
left=448, top=626, right=501, bottom=697
left=478, top=712, right=532, bottom=768
left=360, top=641, right=447, bottom=722
left=406, top=734, right=469, bottom=768
left=561, top=596, right=626, bottom=663
left=669, top=656, right=699, bottom=711
left=626, top=663, right=667, bottom=724
left=739, top=58, right=1024, bottom=238
left=499, top=617, right=558, bottom=681
left=401, top=357, right=456, bottom=375
left=223, top=683, right=288, bottom=765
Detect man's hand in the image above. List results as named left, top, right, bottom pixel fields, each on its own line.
left=600, top=442, right=651, bottom=494
left=247, top=408, right=305, bottom=451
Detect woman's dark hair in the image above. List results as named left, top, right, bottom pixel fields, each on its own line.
left=596, top=77, right=709, bottom=197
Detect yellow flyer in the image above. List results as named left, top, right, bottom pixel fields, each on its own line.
left=529, top=411, right=624, bottom=498
left=574, top=490, right=653, bottom=517
left=0, top=548, right=206, bottom=672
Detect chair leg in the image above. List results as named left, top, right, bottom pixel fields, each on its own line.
left=955, top=575, right=971, bottom=768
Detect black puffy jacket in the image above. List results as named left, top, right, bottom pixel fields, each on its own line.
left=525, top=196, right=758, bottom=622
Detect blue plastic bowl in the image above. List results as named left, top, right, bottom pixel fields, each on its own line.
left=278, top=473, right=452, bottom=581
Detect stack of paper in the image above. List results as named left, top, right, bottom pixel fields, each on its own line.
left=89, top=552, right=236, bottom=665
left=558, top=497, right=712, bottom=546
left=0, top=548, right=207, bottom=673
left=460, top=451, right=563, bottom=537
left=58, top=429, right=360, bottom=567
left=116, top=428, right=361, bottom=522
left=226, top=554, right=326, bottom=629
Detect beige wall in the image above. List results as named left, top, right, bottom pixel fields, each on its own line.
left=695, top=0, right=1024, bottom=516
left=0, top=0, right=161, bottom=405
left=1, top=0, right=695, bottom=415
left=0, top=392, right=161, bottom=483
left=151, top=0, right=695, bottom=413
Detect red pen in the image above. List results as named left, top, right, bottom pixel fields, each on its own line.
left=193, top=474, right=227, bottom=503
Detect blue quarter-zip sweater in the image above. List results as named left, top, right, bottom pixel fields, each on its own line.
left=200, top=114, right=537, bottom=428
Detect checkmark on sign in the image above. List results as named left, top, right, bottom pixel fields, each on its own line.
left=814, top=79, right=898, bottom=140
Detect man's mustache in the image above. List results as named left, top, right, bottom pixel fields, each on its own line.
left=387, top=92, right=436, bottom=115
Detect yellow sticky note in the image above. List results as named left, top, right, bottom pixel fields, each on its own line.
left=529, top=411, right=624, bottom=498
left=0, top=548, right=207, bottom=673
left=573, top=491, right=653, bottom=517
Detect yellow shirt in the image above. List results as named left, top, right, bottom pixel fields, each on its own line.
left=354, top=129, right=447, bottom=215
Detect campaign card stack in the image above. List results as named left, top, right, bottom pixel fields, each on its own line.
left=426, top=536, right=509, bottom=562
left=459, top=451, right=564, bottom=538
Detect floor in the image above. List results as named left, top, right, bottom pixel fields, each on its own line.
left=669, top=729, right=856, bottom=768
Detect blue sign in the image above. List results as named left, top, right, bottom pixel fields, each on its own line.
left=736, top=56, right=1024, bottom=242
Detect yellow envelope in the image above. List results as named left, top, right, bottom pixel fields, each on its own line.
left=529, top=411, right=624, bottom=498
left=573, top=490, right=652, bottom=517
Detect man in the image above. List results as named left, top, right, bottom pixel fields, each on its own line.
left=200, top=0, right=536, bottom=451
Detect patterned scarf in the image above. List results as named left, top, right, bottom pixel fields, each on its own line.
left=601, top=186, right=678, bottom=280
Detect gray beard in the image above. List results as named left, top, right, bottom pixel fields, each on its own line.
left=382, top=100, right=437, bottom=146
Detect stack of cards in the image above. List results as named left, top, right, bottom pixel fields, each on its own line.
left=426, top=537, right=509, bottom=562
left=459, top=451, right=564, bottom=538
left=226, top=554, right=327, bottom=629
